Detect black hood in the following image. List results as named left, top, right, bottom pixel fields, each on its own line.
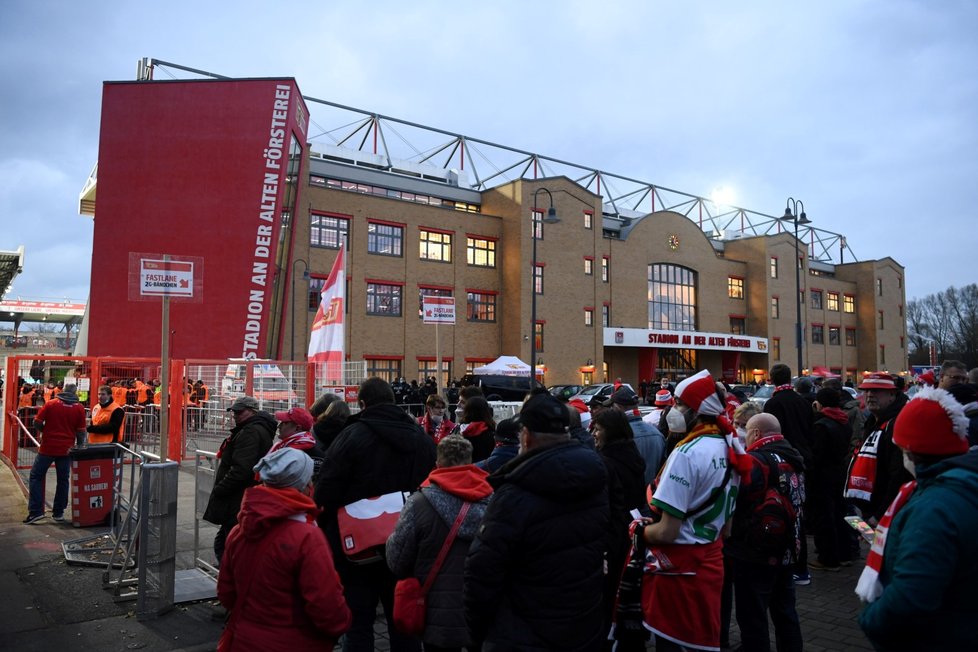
left=490, top=439, right=605, bottom=502
left=757, top=437, right=806, bottom=473
left=348, top=403, right=426, bottom=453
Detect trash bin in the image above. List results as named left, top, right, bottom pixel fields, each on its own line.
left=70, top=445, right=118, bottom=527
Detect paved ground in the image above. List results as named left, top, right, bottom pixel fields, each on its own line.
left=0, top=453, right=877, bottom=651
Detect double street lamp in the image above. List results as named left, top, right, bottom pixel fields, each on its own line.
left=781, top=198, right=811, bottom=376
left=531, top=188, right=560, bottom=387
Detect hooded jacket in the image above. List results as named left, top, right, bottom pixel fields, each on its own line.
left=859, top=448, right=978, bottom=651
left=314, top=403, right=436, bottom=565
left=458, top=420, right=495, bottom=463
left=204, top=411, right=276, bottom=526
left=386, top=464, right=492, bottom=647
left=464, top=439, right=608, bottom=652
left=218, top=485, right=350, bottom=651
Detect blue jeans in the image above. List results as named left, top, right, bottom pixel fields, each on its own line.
left=29, top=454, right=70, bottom=517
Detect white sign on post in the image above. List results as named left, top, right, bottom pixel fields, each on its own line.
left=140, top=259, right=195, bottom=297
left=422, top=296, right=456, bottom=324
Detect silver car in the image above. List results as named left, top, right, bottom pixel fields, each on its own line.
left=749, top=384, right=775, bottom=408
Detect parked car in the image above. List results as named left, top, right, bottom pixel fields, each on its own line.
left=729, top=384, right=754, bottom=399
left=549, top=384, right=583, bottom=402
left=749, top=384, right=775, bottom=408
left=567, top=383, right=636, bottom=407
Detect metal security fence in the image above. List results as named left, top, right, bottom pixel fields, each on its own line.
left=4, top=355, right=370, bottom=463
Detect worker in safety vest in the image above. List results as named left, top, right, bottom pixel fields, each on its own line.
left=87, top=385, right=126, bottom=444
left=19, top=384, right=36, bottom=409
left=111, top=382, right=129, bottom=408
left=134, top=378, right=152, bottom=405
left=43, top=380, right=60, bottom=403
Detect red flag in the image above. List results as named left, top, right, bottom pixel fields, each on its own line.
left=308, top=244, right=345, bottom=371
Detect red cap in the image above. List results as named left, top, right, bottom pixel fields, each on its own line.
left=274, top=407, right=314, bottom=431
left=858, top=372, right=896, bottom=391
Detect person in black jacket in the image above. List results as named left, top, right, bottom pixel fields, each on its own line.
left=591, top=408, right=647, bottom=649
left=315, top=377, right=436, bottom=652
left=464, top=392, right=608, bottom=651
left=764, top=363, right=815, bottom=583
left=724, top=413, right=806, bottom=652
left=202, top=395, right=276, bottom=565
left=808, top=388, right=854, bottom=571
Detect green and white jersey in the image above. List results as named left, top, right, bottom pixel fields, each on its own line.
left=651, top=433, right=739, bottom=544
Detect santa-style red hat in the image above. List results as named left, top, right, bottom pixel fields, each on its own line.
left=893, top=386, right=970, bottom=456
left=917, top=370, right=936, bottom=386
left=675, top=370, right=723, bottom=417
left=654, top=389, right=673, bottom=406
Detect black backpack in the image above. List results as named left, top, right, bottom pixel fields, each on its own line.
left=745, top=452, right=797, bottom=564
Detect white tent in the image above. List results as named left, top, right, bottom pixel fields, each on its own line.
left=472, top=355, right=531, bottom=377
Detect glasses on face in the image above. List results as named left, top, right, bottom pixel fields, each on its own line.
left=946, top=374, right=968, bottom=383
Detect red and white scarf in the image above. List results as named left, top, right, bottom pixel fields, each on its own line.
left=855, top=479, right=916, bottom=603
left=844, top=419, right=890, bottom=501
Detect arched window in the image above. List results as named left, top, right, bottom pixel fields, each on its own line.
left=648, top=264, right=697, bottom=331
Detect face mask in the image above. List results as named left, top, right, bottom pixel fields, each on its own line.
left=430, top=414, right=442, bottom=425
left=666, top=408, right=687, bottom=433
left=902, top=450, right=917, bottom=478
left=735, top=426, right=747, bottom=441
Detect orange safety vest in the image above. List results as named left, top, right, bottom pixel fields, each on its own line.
left=44, top=387, right=60, bottom=403
left=135, top=381, right=151, bottom=404
left=112, top=386, right=129, bottom=407
left=19, top=389, right=35, bottom=408
left=89, top=402, right=126, bottom=444
left=198, top=384, right=209, bottom=402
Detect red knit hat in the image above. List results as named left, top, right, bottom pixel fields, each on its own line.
left=654, top=389, right=673, bottom=406
left=917, top=370, right=936, bottom=386
left=893, top=386, right=970, bottom=456
left=675, top=370, right=723, bottom=417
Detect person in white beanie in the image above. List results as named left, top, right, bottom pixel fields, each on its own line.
left=858, top=387, right=978, bottom=651
left=217, top=447, right=351, bottom=651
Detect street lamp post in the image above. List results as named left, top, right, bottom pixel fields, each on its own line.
left=290, top=258, right=309, bottom=360
left=781, top=198, right=811, bottom=376
left=531, top=188, right=559, bottom=387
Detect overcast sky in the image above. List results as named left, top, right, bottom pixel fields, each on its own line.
left=2, top=0, right=975, bottom=313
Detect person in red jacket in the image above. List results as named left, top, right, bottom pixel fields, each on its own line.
left=25, top=384, right=87, bottom=524
left=218, top=447, right=351, bottom=651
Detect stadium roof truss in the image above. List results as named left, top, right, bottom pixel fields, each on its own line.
left=138, top=58, right=856, bottom=264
